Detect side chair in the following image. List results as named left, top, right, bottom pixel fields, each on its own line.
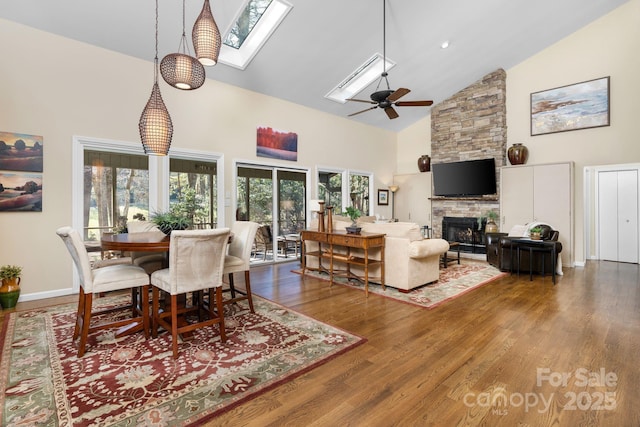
left=56, top=226, right=150, bottom=358
left=150, top=228, right=231, bottom=358
left=223, top=221, right=260, bottom=313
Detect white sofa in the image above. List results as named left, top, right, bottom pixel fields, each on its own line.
left=305, top=216, right=449, bottom=292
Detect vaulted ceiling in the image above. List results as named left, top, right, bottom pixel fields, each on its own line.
left=0, top=0, right=628, bottom=132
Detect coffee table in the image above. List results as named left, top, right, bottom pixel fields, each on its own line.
left=442, top=241, right=460, bottom=268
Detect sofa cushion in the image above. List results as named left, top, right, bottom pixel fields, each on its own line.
left=361, top=222, right=423, bottom=241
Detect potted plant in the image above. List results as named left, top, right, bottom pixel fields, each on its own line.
left=150, top=209, right=191, bottom=235
left=344, top=206, right=362, bottom=234
left=0, top=264, right=22, bottom=309
left=529, top=226, right=543, bottom=240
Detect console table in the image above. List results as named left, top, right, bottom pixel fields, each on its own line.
left=300, top=230, right=385, bottom=297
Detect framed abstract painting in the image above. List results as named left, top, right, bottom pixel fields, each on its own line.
left=530, top=76, right=610, bottom=136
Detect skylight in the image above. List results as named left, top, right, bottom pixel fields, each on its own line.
left=218, top=0, right=292, bottom=70
left=325, top=54, right=396, bottom=104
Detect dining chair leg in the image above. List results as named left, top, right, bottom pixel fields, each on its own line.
left=73, top=288, right=86, bottom=341
left=244, top=270, right=255, bottom=313
left=151, top=287, right=160, bottom=338
left=77, top=293, right=93, bottom=358
left=228, top=273, right=237, bottom=299
left=214, top=287, right=227, bottom=343
left=170, top=294, right=179, bottom=359
left=140, top=285, right=150, bottom=339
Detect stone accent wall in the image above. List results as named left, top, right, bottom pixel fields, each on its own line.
left=430, top=69, right=507, bottom=239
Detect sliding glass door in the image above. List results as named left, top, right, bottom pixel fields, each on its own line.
left=236, top=163, right=308, bottom=263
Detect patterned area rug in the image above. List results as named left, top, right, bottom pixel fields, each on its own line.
left=295, top=261, right=507, bottom=309
left=0, top=296, right=364, bottom=426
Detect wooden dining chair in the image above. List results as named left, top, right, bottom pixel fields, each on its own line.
left=56, top=226, right=150, bottom=358
left=223, top=221, right=260, bottom=313
left=150, top=228, right=231, bottom=358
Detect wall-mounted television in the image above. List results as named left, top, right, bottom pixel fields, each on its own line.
left=431, top=158, right=497, bottom=197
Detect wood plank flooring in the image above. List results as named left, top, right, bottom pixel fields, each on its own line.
left=2, top=260, right=639, bottom=426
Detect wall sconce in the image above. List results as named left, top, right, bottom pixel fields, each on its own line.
left=389, top=185, right=399, bottom=221
left=139, top=0, right=173, bottom=156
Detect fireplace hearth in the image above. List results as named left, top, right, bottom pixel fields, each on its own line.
left=442, top=216, right=487, bottom=254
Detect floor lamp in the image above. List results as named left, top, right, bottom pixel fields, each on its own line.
left=389, top=185, right=399, bottom=221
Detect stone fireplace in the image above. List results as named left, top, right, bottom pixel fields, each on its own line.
left=442, top=216, right=487, bottom=254
left=429, top=69, right=507, bottom=239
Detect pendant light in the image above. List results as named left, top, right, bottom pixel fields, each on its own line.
left=139, top=0, right=173, bottom=156
left=192, top=0, right=222, bottom=66
left=160, top=0, right=205, bottom=90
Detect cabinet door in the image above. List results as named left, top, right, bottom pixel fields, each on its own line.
left=534, top=163, right=572, bottom=266
left=500, top=166, right=534, bottom=232
left=393, top=173, right=431, bottom=226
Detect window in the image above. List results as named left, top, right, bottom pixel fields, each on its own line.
left=318, top=170, right=344, bottom=209
left=219, top=0, right=293, bottom=70
left=169, top=158, right=218, bottom=229
left=349, top=173, right=371, bottom=216
left=83, top=150, right=149, bottom=241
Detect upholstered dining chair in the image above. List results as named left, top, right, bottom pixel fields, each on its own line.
left=223, top=221, right=260, bottom=313
left=150, top=228, right=231, bottom=358
left=125, top=220, right=167, bottom=274
left=56, top=226, right=150, bottom=358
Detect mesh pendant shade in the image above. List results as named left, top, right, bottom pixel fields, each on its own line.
left=139, top=82, right=173, bottom=155
left=160, top=50, right=205, bottom=90
left=192, top=0, right=221, bottom=66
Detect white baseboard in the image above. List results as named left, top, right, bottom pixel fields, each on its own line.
left=18, top=288, right=75, bottom=303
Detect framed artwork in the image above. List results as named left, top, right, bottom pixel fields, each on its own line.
left=531, top=76, right=610, bottom=136
left=0, top=131, right=43, bottom=212
left=256, top=126, right=298, bottom=161
left=377, top=189, right=389, bottom=205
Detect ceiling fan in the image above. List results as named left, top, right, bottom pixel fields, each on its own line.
left=347, top=0, right=433, bottom=120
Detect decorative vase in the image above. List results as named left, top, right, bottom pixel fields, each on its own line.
left=346, top=223, right=362, bottom=234
left=0, top=277, right=21, bottom=309
left=530, top=232, right=541, bottom=240
left=485, top=220, right=499, bottom=233
left=417, top=155, right=431, bottom=172
left=508, top=143, right=528, bottom=165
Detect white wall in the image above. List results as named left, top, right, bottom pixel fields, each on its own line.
left=397, top=0, right=640, bottom=265
left=0, top=19, right=397, bottom=298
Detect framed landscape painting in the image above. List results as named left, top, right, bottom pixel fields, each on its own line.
left=377, top=189, right=389, bottom=206
left=530, top=76, right=610, bottom=136
left=0, top=131, right=43, bottom=212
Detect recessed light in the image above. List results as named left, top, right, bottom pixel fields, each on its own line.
left=441, top=40, right=450, bottom=49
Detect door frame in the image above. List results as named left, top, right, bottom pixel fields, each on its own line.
left=233, top=158, right=311, bottom=264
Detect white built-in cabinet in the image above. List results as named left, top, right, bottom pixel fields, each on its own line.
left=500, top=162, right=574, bottom=267
left=392, top=172, right=432, bottom=227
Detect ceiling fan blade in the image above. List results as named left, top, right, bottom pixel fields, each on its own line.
left=384, top=106, right=399, bottom=119
left=387, top=88, right=410, bottom=102
left=348, top=106, right=378, bottom=117
left=346, top=98, right=376, bottom=104
left=395, top=100, right=434, bottom=107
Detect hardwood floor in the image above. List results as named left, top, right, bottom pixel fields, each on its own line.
left=2, top=260, right=639, bottom=426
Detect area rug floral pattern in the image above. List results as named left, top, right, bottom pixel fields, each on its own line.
left=296, top=261, right=507, bottom=309
left=0, top=296, right=365, bottom=426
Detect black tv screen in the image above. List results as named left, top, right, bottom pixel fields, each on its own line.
left=432, top=158, right=497, bottom=197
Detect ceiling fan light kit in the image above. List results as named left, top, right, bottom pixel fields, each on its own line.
left=160, top=0, right=206, bottom=90
left=193, top=0, right=222, bottom=66
left=139, top=0, right=173, bottom=156
left=347, top=0, right=433, bottom=119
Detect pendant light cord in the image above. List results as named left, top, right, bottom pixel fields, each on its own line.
left=154, top=0, right=159, bottom=83
left=178, top=0, right=193, bottom=56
